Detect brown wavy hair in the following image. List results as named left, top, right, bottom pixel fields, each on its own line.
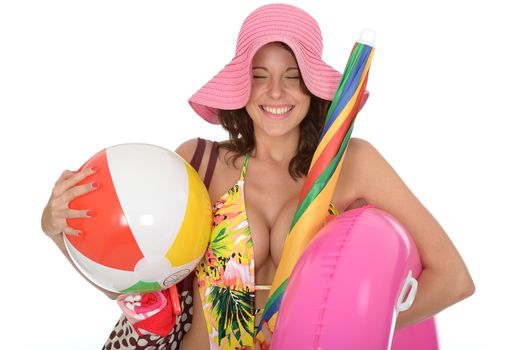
left=218, top=80, right=330, bottom=180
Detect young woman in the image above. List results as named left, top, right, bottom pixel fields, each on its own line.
left=41, top=4, right=474, bottom=350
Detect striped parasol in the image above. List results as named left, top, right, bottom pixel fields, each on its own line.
left=256, top=31, right=376, bottom=341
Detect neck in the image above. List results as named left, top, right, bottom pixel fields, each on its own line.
left=252, top=129, right=300, bottom=163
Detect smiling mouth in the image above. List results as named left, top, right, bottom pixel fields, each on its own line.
left=259, top=105, right=294, bottom=116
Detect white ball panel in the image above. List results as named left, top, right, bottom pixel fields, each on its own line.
left=159, top=254, right=203, bottom=287
left=106, top=144, right=188, bottom=258
left=133, top=255, right=172, bottom=282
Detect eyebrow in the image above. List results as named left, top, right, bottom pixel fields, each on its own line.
left=252, top=67, right=299, bottom=72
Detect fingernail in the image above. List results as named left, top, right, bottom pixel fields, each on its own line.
left=86, top=210, right=94, bottom=217
left=92, top=181, right=100, bottom=189
left=67, top=230, right=83, bottom=237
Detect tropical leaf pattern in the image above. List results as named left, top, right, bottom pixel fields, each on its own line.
left=195, top=155, right=256, bottom=349
left=195, top=155, right=338, bottom=349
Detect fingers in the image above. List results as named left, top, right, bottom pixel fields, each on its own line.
left=53, top=167, right=97, bottom=198
left=261, top=321, right=273, bottom=346
left=63, top=226, right=83, bottom=237
left=254, top=322, right=272, bottom=350
left=42, top=207, right=92, bottom=238
left=67, top=208, right=94, bottom=219
left=55, top=170, right=74, bottom=185
left=47, top=181, right=97, bottom=220
left=62, top=181, right=99, bottom=203
left=255, top=340, right=270, bottom=350
left=43, top=167, right=98, bottom=239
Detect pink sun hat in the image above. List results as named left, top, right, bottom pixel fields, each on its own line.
left=188, top=3, right=344, bottom=124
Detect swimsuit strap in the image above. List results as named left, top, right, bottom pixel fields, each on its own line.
left=189, top=137, right=206, bottom=171
left=240, top=153, right=250, bottom=181
left=203, top=141, right=219, bottom=189
left=189, top=138, right=218, bottom=190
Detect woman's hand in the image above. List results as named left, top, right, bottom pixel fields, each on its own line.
left=41, top=166, right=121, bottom=300
left=41, top=167, right=99, bottom=237
left=255, top=321, right=272, bottom=350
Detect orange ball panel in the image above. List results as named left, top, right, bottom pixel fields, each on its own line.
left=66, top=149, right=144, bottom=271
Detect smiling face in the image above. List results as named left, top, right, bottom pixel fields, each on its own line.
left=245, top=42, right=311, bottom=140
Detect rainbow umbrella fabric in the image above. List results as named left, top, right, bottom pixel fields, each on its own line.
left=256, top=34, right=375, bottom=341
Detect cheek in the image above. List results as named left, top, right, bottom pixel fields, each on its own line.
left=249, top=82, right=266, bottom=98
left=299, top=96, right=311, bottom=115
left=245, top=103, right=259, bottom=121
left=246, top=86, right=263, bottom=113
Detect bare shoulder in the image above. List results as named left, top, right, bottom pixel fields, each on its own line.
left=175, top=138, right=218, bottom=175
left=339, top=136, right=418, bottom=205
left=176, top=138, right=230, bottom=164
left=175, top=138, right=201, bottom=163
left=347, top=136, right=373, bottom=150
left=340, top=137, right=463, bottom=269
left=176, top=138, right=240, bottom=203
left=344, top=137, right=383, bottom=169
left=334, top=137, right=385, bottom=209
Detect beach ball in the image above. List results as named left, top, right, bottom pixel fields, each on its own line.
left=65, top=143, right=211, bottom=294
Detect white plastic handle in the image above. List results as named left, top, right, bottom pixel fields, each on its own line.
left=358, top=28, right=376, bottom=47
left=396, top=270, right=418, bottom=312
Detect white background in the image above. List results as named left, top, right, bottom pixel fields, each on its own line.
left=1, top=1, right=525, bottom=349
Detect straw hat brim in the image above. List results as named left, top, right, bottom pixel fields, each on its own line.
left=188, top=35, right=343, bottom=124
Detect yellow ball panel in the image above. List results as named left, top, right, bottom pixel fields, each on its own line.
left=165, top=161, right=212, bottom=266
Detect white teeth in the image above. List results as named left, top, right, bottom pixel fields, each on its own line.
left=261, top=106, right=293, bottom=115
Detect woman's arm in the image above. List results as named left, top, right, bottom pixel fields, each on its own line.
left=179, top=279, right=211, bottom=350
left=335, top=138, right=475, bottom=328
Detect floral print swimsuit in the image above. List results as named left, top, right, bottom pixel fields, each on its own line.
left=195, top=154, right=255, bottom=350
left=195, top=154, right=338, bottom=350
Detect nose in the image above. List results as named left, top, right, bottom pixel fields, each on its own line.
left=268, top=77, right=284, bottom=99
